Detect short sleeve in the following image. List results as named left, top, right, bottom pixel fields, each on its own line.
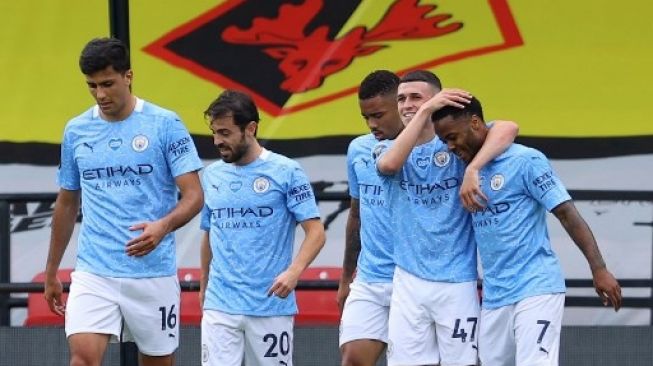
left=164, top=116, right=204, bottom=177
left=56, top=127, right=81, bottom=190
left=346, top=141, right=360, bottom=198
left=523, top=151, right=571, bottom=211
left=286, top=165, right=320, bottom=222
left=200, top=203, right=211, bottom=231
left=372, top=140, right=393, bottom=174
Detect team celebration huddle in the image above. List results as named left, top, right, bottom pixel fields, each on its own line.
left=43, top=37, right=622, bottom=366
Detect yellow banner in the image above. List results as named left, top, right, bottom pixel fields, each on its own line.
left=0, top=0, right=651, bottom=149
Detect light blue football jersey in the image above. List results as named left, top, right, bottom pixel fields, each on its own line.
left=375, top=137, right=478, bottom=282
left=57, top=98, right=203, bottom=278
left=200, top=149, right=321, bottom=316
left=473, top=144, right=569, bottom=309
left=347, top=134, right=394, bottom=283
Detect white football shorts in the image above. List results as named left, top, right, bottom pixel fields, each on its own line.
left=387, top=267, right=480, bottom=366
left=479, top=293, right=565, bottom=366
left=339, top=280, right=393, bottom=347
left=201, top=309, right=294, bottom=366
left=65, top=270, right=180, bottom=356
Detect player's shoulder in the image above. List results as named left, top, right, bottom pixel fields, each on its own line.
left=349, top=133, right=376, bottom=150
left=347, top=133, right=376, bottom=159
left=370, top=138, right=394, bottom=160
left=138, top=98, right=179, bottom=121
left=432, top=136, right=448, bottom=150
left=263, top=150, right=302, bottom=171
left=204, top=160, right=228, bottom=177
left=498, top=143, right=548, bottom=163
left=65, top=106, right=96, bottom=130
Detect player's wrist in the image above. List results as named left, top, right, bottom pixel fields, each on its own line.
left=465, top=163, right=480, bottom=173
left=158, top=217, right=174, bottom=235
left=287, top=264, right=305, bottom=278
left=339, top=275, right=353, bottom=286
left=44, top=266, right=60, bottom=280
left=590, top=263, right=608, bottom=275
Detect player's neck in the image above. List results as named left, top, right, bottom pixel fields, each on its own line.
left=234, top=141, right=263, bottom=166
left=101, top=95, right=137, bottom=122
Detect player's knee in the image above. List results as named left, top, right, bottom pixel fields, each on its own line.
left=69, top=354, right=98, bottom=366
left=341, top=349, right=370, bottom=366
left=341, top=356, right=364, bottom=366
left=140, top=353, right=175, bottom=366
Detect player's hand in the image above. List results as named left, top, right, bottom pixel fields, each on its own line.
left=419, top=88, right=472, bottom=114
left=44, top=275, right=65, bottom=316
left=268, top=269, right=301, bottom=299
left=592, top=267, right=622, bottom=311
left=336, top=279, right=352, bottom=313
left=126, top=220, right=170, bottom=256
left=460, top=167, right=488, bottom=211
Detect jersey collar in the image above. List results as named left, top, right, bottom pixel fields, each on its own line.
left=92, top=97, right=144, bottom=119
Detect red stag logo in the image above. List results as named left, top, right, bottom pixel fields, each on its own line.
left=222, top=0, right=462, bottom=93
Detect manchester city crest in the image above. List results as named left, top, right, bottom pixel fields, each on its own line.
left=253, top=177, right=270, bottom=193
left=132, top=134, right=149, bottom=152
left=490, top=174, right=505, bottom=191
left=433, top=151, right=450, bottom=167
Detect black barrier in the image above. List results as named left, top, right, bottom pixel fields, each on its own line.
left=2, top=190, right=653, bottom=326
left=0, top=193, right=57, bottom=326
left=2, top=279, right=652, bottom=309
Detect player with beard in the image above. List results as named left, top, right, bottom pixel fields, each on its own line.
left=431, top=96, right=621, bottom=366
left=199, top=90, right=326, bottom=366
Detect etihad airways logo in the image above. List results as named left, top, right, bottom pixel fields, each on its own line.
left=211, top=206, right=274, bottom=229
left=82, top=164, right=154, bottom=180
left=473, top=202, right=511, bottom=216
left=211, top=206, right=274, bottom=219
left=400, top=177, right=458, bottom=194
left=472, top=201, right=511, bottom=228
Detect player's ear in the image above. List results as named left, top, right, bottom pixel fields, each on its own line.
left=470, top=115, right=483, bottom=130
left=124, top=69, right=133, bottom=86
left=245, top=121, right=258, bottom=137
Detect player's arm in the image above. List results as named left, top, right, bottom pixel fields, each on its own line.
left=268, top=218, right=326, bottom=298
left=461, top=120, right=519, bottom=210
left=44, top=188, right=80, bottom=316
left=552, top=201, right=622, bottom=311
left=126, top=171, right=203, bottom=256
left=376, top=107, right=426, bottom=174
left=377, top=89, right=471, bottom=175
left=199, top=231, right=212, bottom=309
left=337, top=198, right=361, bottom=311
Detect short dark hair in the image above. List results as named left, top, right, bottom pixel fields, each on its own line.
left=79, top=37, right=130, bottom=75
left=358, top=70, right=400, bottom=100
left=399, top=70, right=442, bottom=90
left=204, top=90, right=260, bottom=131
left=431, top=96, right=484, bottom=123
